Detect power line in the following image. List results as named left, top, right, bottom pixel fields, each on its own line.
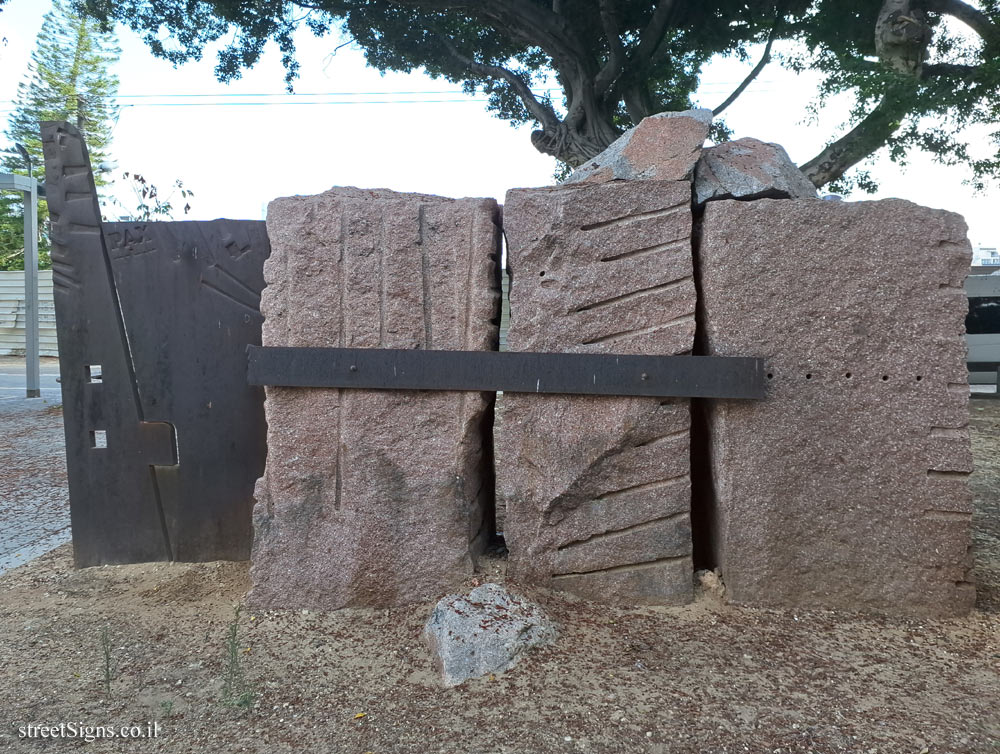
left=110, top=88, right=563, bottom=99
left=0, top=81, right=781, bottom=108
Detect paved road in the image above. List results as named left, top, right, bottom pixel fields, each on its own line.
left=0, top=358, right=69, bottom=575
left=0, top=356, right=62, bottom=401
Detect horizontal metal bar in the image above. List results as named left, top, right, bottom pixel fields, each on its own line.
left=246, top=346, right=766, bottom=400
left=968, top=362, right=1000, bottom=371
left=0, top=173, right=36, bottom=193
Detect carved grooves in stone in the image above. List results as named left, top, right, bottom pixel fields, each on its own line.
left=588, top=473, right=688, bottom=505
left=571, top=276, right=693, bottom=313
left=580, top=202, right=687, bottom=232
left=926, top=470, right=972, bottom=480
left=418, top=204, right=433, bottom=349
left=922, top=510, right=972, bottom=522
left=581, top=313, right=695, bottom=346
left=51, top=260, right=82, bottom=292
left=600, top=237, right=689, bottom=263
left=556, top=510, right=689, bottom=553
left=633, top=427, right=688, bottom=448
left=543, top=472, right=689, bottom=533
left=551, top=554, right=691, bottom=580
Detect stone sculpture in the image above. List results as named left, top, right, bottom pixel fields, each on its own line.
left=699, top=198, right=975, bottom=617
left=497, top=180, right=697, bottom=605
left=250, top=187, right=501, bottom=609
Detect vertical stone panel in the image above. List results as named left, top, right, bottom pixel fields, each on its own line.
left=251, top=187, right=501, bottom=609
left=497, top=181, right=697, bottom=605
left=700, top=198, right=975, bottom=617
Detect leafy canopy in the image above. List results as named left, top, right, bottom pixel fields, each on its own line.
left=73, top=0, right=1000, bottom=189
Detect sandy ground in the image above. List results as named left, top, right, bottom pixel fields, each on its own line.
left=1, top=402, right=998, bottom=753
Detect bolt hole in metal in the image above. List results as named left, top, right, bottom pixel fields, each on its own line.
left=916, top=375, right=923, bottom=382
left=539, top=270, right=545, bottom=277
left=766, top=373, right=774, bottom=380
left=805, top=373, right=812, bottom=380
left=845, top=372, right=852, bottom=379
left=882, top=375, right=889, bottom=381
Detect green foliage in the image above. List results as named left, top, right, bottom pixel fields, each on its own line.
left=76, top=0, right=1000, bottom=187
left=221, top=605, right=254, bottom=711
left=3, top=0, right=119, bottom=179
left=1, top=0, right=119, bottom=269
left=0, top=194, right=51, bottom=272
left=106, top=172, right=194, bottom=222
left=99, top=625, right=115, bottom=698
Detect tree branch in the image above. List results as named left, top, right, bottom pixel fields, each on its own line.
left=433, top=32, right=560, bottom=130
left=634, top=0, right=676, bottom=64
left=593, top=0, right=627, bottom=95
left=922, top=62, right=981, bottom=78
left=712, top=8, right=781, bottom=116
left=383, top=0, right=587, bottom=72
left=925, top=0, right=1000, bottom=45
left=799, top=83, right=915, bottom=187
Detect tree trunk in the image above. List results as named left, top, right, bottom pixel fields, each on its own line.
left=529, top=88, right=623, bottom=166
left=800, top=82, right=916, bottom=187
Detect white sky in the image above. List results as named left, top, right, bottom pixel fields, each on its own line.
left=0, top=0, right=995, bottom=247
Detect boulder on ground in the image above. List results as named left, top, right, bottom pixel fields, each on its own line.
left=424, top=583, right=556, bottom=687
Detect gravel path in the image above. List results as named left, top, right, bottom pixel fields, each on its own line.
left=0, top=397, right=70, bottom=575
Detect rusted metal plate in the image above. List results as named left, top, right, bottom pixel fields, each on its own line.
left=42, top=121, right=268, bottom=566
left=247, top=346, right=766, bottom=399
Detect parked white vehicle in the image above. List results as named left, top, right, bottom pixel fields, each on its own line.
left=966, top=274, right=1000, bottom=385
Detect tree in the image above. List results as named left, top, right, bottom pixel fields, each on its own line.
left=1, top=0, right=120, bottom=271
left=4, top=0, right=120, bottom=178
left=78, top=0, right=1000, bottom=190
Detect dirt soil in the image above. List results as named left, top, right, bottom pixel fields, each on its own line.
left=2, top=404, right=999, bottom=754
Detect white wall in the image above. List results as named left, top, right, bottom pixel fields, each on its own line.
left=0, top=270, right=58, bottom=356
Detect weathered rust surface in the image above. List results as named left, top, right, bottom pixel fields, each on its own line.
left=41, top=121, right=268, bottom=566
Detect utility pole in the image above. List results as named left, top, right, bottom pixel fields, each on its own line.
left=9, top=143, right=40, bottom=398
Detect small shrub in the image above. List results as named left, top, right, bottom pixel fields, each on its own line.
left=221, top=605, right=254, bottom=710
left=99, top=625, right=114, bottom=698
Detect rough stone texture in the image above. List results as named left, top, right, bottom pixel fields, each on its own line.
left=497, top=180, right=696, bottom=606
left=700, top=198, right=975, bottom=617
left=424, top=583, right=556, bottom=686
left=564, top=109, right=712, bottom=185
left=694, top=137, right=818, bottom=205
left=251, top=187, right=501, bottom=610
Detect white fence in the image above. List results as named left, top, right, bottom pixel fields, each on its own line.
left=0, top=270, right=58, bottom=356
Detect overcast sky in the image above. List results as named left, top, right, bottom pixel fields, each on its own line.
left=0, top=0, right=995, bottom=251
